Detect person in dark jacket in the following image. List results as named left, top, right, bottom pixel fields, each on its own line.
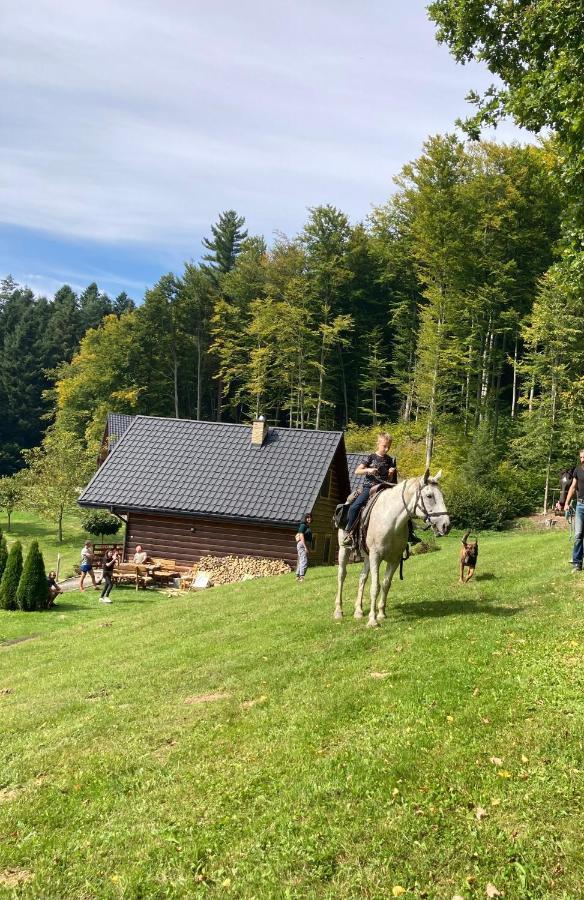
left=99, top=548, right=118, bottom=603
left=295, top=513, right=314, bottom=582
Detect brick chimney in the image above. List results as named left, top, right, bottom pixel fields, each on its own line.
left=251, top=415, right=268, bottom=447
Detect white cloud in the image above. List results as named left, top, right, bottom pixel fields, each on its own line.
left=0, top=0, right=529, bottom=245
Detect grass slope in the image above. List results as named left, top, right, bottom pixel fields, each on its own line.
left=1, top=529, right=583, bottom=898
left=3, top=512, right=100, bottom=579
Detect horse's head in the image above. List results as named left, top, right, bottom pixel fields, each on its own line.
left=415, top=469, right=451, bottom=536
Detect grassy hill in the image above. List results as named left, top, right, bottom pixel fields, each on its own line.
left=1, top=528, right=583, bottom=898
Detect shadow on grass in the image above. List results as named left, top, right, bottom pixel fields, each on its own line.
left=475, top=573, right=496, bottom=581
left=394, top=598, right=524, bottom=620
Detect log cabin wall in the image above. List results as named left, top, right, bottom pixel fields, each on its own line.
left=124, top=512, right=298, bottom=567
left=308, top=450, right=347, bottom=565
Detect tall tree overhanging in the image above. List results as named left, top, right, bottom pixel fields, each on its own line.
left=427, top=0, right=584, bottom=252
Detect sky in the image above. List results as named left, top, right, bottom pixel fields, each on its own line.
left=0, top=0, right=527, bottom=301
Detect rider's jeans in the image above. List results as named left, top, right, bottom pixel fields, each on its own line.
left=572, top=501, right=584, bottom=569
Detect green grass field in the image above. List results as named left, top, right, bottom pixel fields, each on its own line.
left=1, top=526, right=583, bottom=898
left=2, top=511, right=110, bottom=579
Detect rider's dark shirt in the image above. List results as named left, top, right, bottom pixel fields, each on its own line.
left=574, top=465, right=584, bottom=501
left=362, top=453, right=397, bottom=486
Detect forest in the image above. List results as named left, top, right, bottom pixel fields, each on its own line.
left=1, top=0, right=583, bottom=532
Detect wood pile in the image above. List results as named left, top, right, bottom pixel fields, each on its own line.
left=196, top=555, right=291, bottom=586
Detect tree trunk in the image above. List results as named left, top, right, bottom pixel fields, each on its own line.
left=338, top=345, right=349, bottom=427
left=7, top=510, right=11, bottom=531
left=196, top=327, right=202, bottom=420
left=216, top=377, right=223, bottom=421
left=172, top=346, right=179, bottom=418
left=315, top=334, right=326, bottom=430
left=58, top=507, right=63, bottom=543
left=511, top=332, right=518, bottom=418
left=543, top=375, right=558, bottom=514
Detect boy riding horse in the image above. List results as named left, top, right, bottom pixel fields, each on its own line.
left=343, top=433, right=420, bottom=549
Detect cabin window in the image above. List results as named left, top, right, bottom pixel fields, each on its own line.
left=323, top=535, right=331, bottom=564
left=319, top=468, right=332, bottom=498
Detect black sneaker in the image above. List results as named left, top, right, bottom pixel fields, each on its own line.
left=408, top=531, right=423, bottom=546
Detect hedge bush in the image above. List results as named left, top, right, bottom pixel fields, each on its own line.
left=0, top=541, right=23, bottom=610
left=16, top=541, right=49, bottom=612
left=0, top=530, right=7, bottom=582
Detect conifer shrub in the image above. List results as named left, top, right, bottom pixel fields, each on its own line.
left=0, top=530, right=8, bottom=582
left=16, top=541, right=49, bottom=612
left=0, top=541, right=23, bottom=611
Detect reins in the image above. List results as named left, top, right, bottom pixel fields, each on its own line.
left=400, top=478, right=445, bottom=534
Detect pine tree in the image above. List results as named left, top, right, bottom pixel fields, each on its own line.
left=0, top=530, right=7, bottom=582
left=0, top=540, right=23, bottom=610
left=16, top=541, right=48, bottom=611
left=202, top=210, right=248, bottom=279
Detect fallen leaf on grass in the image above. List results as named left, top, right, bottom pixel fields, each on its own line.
left=0, top=688, right=13, bottom=696
left=486, top=883, right=501, bottom=898
left=472, top=687, right=480, bottom=696
left=491, top=798, right=501, bottom=806
left=98, top=621, right=113, bottom=628
left=392, top=887, right=406, bottom=897
left=447, top=715, right=454, bottom=722
left=521, top=754, right=529, bottom=764
left=452, top=895, right=465, bottom=900
left=481, top=717, right=491, bottom=724
left=184, top=692, right=230, bottom=705
left=489, top=756, right=503, bottom=767
left=497, top=770, right=512, bottom=779
left=475, top=806, right=488, bottom=821
left=370, top=671, right=390, bottom=679
left=241, top=695, right=267, bottom=709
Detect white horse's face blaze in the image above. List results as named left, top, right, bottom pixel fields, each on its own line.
left=419, top=478, right=451, bottom=536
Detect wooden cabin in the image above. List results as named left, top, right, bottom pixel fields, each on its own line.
left=80, top=416, right=350, bottom=567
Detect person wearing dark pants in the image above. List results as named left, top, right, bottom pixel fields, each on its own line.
left=563, top=449, right=584, bottom=573
left=295, top=513, right=313, bottom=582
left=100, top=549, right=118, bottom=603
left=343, top=432, right=421, bottom=548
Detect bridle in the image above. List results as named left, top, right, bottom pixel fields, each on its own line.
left=400, top=478, right=447, bottom=534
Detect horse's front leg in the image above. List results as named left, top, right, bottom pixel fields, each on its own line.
left=354, top=554, right=370, bottom=618
left=377, top=561, right=398, bottom=621
left=334, top=543, right=349, bottom=620
left=367, top=553, right=381, bottom=628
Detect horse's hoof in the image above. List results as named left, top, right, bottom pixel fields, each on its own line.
left=354, top=609, right=364, bottom=619
left=333, top=609, right=343, bottom=620
left=376, top=612, right=386, bottom=622
left=366, top=619, right=379, bottom=628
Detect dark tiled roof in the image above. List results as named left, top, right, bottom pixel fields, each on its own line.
left=80, top=416, right=348, bottom=526
left=347, top=452, right=367, bottom=493
left=107, top=413, right=135, bottom=443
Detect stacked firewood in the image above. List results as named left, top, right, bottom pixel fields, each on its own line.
left=196, top=555, right=291, bottom=586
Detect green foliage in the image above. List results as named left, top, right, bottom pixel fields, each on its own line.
left=81, top=510, right=122, bottom=538
left=16, top=540, right=49, bottom=611
left=0, top=529, right=7, bottom=581
left=428, top=0, right=584, bottom=247
left=0, top=472, right=23, bottom=529
left=22, top=427, right=93, bottom=542
left=202, top=210, right=248, bottom=279
left=0, top=539, right=23, bottom=610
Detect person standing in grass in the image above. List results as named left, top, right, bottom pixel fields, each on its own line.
left=295, top=513, right=314, bottom=582
left=79, top=541, right=98, bottom=591
left=563, top=448, right=584, bottom=573
left=99, top=548, right=118, bottom=603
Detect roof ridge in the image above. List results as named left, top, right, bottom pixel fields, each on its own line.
left=131, top=414, right=344, bottom=436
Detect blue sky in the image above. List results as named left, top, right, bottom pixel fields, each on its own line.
left=1, top=1, right=526, bottom=301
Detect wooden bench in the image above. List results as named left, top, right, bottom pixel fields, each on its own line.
left=111, top=563, right=154, bottom=590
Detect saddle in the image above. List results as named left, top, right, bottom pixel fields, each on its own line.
left=358, top=483, right=393, bottom=553
left=332, top=483, right=394, bottom=548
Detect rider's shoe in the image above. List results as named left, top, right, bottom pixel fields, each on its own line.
left=342, top=534, right=355, bottom=549
left=408, top=521, right=422, bottom=545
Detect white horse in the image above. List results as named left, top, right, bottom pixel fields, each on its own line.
left=334, top=470, right=450, bottom=626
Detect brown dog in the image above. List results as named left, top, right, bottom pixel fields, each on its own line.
left=460, top=531, right=478, bottom=583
